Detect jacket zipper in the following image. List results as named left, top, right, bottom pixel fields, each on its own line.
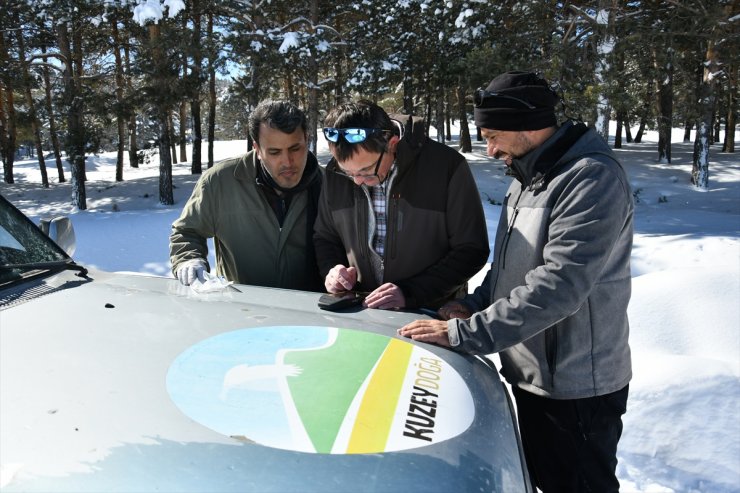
left=488, top=192, right=515, bottom=299
left=388, top=192, right=400, bottom=260
left=357, top=186, right=371, bottom=261
left=500, top=192, right=522, bottom=270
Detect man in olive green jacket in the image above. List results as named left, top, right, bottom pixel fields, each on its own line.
left=169, top=100, right=322, bottom=292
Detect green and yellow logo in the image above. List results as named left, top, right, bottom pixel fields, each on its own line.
left=167, top=326, right=474, bottom=454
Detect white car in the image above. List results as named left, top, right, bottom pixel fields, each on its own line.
left=0, top=193, right=532, bottom=492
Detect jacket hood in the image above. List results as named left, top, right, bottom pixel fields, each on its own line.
left=389, top=114, right=426, bottom=163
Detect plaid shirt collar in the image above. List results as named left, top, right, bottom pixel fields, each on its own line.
left=365, top=163, right=396, bottom=256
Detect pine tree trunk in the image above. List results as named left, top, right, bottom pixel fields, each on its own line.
left=593, top=2, right=616, bottom=144
left=445, top=90, right=453, bottom=141
left=635, top=117, right=646, bottom=143
left=692, top=40, right=718, bottom=189
left=190, top=0, right=203, bottom=174
left=124, top=43, right=139, bottom=168
left=123, top=39, right=139, bottom=168
left=456, top=82, right=471, bottom=153
left=683, top=122, right=693, bottom=143
left=127, top=115, right=139, bottom=168
left=333, top=55, right=343, bottom=106
left=652, top=44, right=673, bottom=163
left=246, top=50, right=260, bottom=151
left=693, top=121, right=711, bottom=188
left=112, top=17, right=125, bottom=182
left=713, top=109, right=720, bottom=145
left=147, top=23, right=174, bottom=205
left=207, top=71, right=215, bottom=168
left=724, top=66, right=736, bottom=153
left=72, top=20, right=86, bottom=184
left=58, top=20, right=86, bottom=209
left=15, top=19, right=48, bottom=188
left=178, top=14, right=188, bottom=164
left=179, top=100, right=187, bottom=162
left=168, top=111, right=177, bottom=163
left=634, top=84, right=651, bottom=144
left=191, top=101, right=202, bottom=173
left=207, top=10, right=216, bottom=168
left=305, top=0, right=320, bottom=154
left=424, top=92, right=432, bottom=137
left=0, top=84, right=16, bottom=184
left=1, top=26, right=17, bottom=183
left=41, top=46, right=65, bottom=182
left=285, top=71, right=297, bottom=103
left=435, top=90, right=444, bottom=144
left=403, top=65, right=414, bottom=115
left=158, top=114, right=174, bottom=205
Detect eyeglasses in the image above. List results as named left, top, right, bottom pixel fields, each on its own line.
left=334, top=150, right=385, bottom=183
left=473, top=89, right=536, bottom=110
left=323, top=127, right=391, bottom=144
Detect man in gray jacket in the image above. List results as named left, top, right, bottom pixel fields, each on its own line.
left=170, top=100, right=322, bottom=291
left=398, top=72, right=633, bottom=493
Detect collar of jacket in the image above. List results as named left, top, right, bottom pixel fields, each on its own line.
left=387, top=114, right=427, bottom=183
left=508, top=120, right=589, bottom=190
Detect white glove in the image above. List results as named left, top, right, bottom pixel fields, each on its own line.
left=176, top=259, right=208, bottom=286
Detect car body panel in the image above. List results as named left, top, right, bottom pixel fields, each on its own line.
left=0, top=195, right=531, bottom=492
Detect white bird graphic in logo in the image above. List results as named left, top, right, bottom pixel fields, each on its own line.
left=220, top=363, right=303, bottom=400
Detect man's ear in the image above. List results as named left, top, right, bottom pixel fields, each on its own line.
left=252, top=140, right=263, bottom=159
left=387, top=134, right=401, bottom=152
left=326, top=142, right=338, bottom=159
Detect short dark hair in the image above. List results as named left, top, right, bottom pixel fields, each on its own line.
left=323, top=100, right=397, bottom=162
left=248, top=100, right=307, bottom=145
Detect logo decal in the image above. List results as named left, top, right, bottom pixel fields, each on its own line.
left=167, top=326, right=474, bottom=454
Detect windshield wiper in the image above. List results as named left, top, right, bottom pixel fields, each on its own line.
left=0, top=260, right=88, bottom=277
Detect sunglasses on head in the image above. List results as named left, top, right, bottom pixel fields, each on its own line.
left=323, top=127, right=391, bottom=144
left=473, top=89, right=536, bottom=110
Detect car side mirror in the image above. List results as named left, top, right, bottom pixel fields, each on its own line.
left=39, top=217, right=76, bottom=256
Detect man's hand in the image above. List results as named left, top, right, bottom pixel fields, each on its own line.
left=364, top=283, right=406, bottom=309
left=397, top=319, right=451, bottom=347
left=324, top=264, right=357, bottom=293
left=176, top=259, right=208, bottom=286
left=438, top=300, right=473, bottom=321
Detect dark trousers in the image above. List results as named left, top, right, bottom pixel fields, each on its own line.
left=512, top=385, right=629, bottom=493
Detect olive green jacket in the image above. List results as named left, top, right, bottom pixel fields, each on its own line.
left=170, top=151, right=323, bottom=291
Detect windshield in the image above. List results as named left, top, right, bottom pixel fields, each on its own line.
left=0, top=195, right=70, bottom=284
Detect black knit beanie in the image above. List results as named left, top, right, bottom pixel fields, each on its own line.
left=473, top=71, right=558, bottom=131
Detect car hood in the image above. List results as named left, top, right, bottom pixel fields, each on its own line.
left=0, top=269, right=530, bottom=492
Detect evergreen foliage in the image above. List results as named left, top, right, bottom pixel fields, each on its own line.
left=0, top=0, right=737, bottom=204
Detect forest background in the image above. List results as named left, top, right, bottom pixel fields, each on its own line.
left=0, top=0, right=737, bottom=211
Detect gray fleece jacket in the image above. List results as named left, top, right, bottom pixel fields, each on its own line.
left=448, top=122, right=633, bottom=399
